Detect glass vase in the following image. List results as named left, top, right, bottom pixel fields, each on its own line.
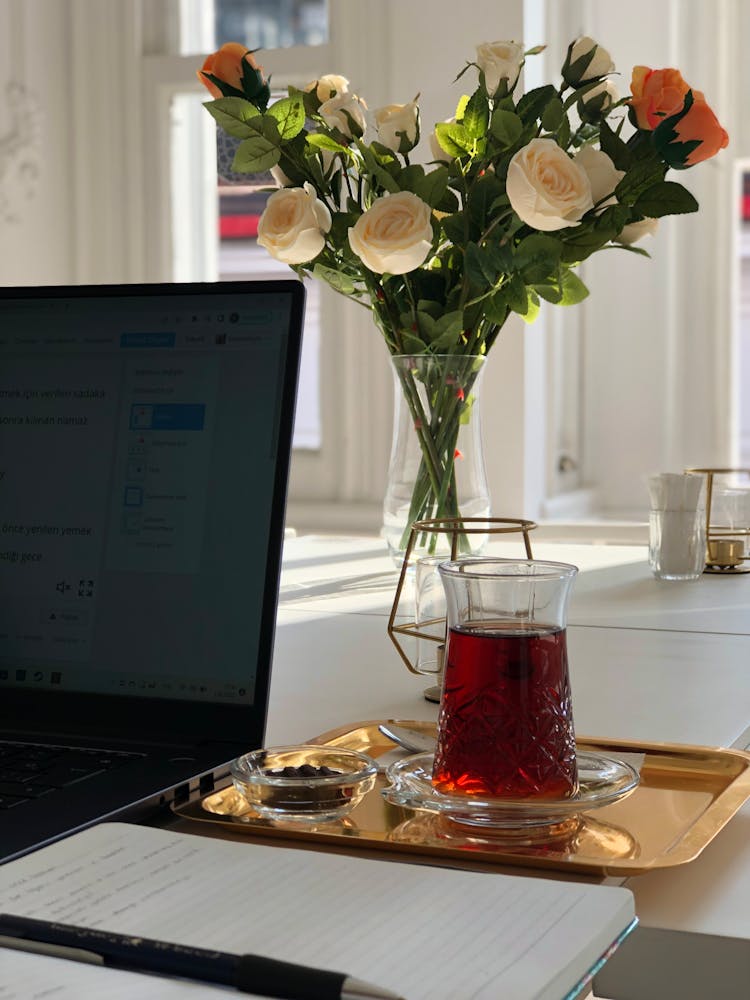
left=383, top=354, right=490, bottom=563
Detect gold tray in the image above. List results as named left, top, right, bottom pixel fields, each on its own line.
left=172, top=720, right=750, bottom=876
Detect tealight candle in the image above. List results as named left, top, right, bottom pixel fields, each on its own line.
left=707, top=538, right=744, bottom=566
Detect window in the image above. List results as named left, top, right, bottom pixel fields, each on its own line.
left=164, top=2, right=329, bottom=451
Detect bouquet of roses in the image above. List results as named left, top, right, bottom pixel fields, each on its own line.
left=198, top=36, right=727, bottom=551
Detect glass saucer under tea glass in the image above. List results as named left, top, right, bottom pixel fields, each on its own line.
left=384, top=750, right=640, bottom=829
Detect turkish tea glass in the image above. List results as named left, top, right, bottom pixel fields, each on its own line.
left=434, top=559, right=579, bottom=800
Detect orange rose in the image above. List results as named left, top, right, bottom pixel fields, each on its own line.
left=672, top=96, right=729, bottom=165
left=630, top=66, right=695, bottom=130
left=197, top=42, right=263, bottom=98
left=630, top=66, right=728, bottom=166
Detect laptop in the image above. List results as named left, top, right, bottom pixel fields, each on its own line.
left=0, top=279, right=305, bottom=863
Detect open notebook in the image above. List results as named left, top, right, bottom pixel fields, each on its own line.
left=0, top=822, right=635, bottom=1000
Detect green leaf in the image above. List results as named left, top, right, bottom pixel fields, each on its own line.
left=357, top=141, right=400, bottom=193
left=203, top=97, right=261, bottom=138
left=400, top=332, right=429, bottom=354
left=559, top=268, right=589, bottom=305
left=398, top=163, right=426, bottom=191
left=484, top=292, right=510, bottom=324
left=266, top=95, right=306, bottom=139
left=306, top=133, right=349, bottom=154
left=431, top=311, right=464, bottom=350
left=413, top=166, right=450, bottom=208
left=415, top=310, right=437, bottom=341
left=633, top=181, right=699, bottom=217
left=534, top=282, right=563, bottom=304
left=515, top=233, right=563, bottom=283
left=460, top=90, right=489, bottom=139
left=465, top=242, right=494, bottom=287
left=598, top=120, right=632, bottom=171
left=441, top=212, right=469, bottom=245
left=507, top=273, right=530, bottom=314
left=520, top=290, right=541, bottom=324
left=557, top=114, right=571, bottom=149
left=467, top=173, right=505, bottom=229
left=541, top=96, right=564, bottom=132
left=232, top=134, right=281, bottom=173
left=516, top=85, right=558, bottom=126
left=312, top=263, right=356, bottom=295
left=435, top=121, right=474, bottom=157
left=489, top=109, right=523, bottom=147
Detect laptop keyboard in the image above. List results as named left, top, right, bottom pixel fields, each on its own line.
left=0, top=741, right=144, bottom=809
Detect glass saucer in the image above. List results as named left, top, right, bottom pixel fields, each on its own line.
left=384, top=750, right=640, bottom=829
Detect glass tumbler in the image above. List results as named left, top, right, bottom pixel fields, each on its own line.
left=434, top=559, right=579, bottom=800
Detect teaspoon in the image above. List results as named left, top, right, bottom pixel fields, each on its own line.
left=377, top=723, right=436, bottom=754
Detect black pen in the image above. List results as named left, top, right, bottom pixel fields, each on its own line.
left=0, top=913, right=404, bottom=1000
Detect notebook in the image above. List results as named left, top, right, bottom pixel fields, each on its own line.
left=0, top=822, right=637, bottom=1000
left=0, top=280, right=305, bottom=863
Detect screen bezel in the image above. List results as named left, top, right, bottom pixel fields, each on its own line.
left=0, top=279, right=305, bottom=747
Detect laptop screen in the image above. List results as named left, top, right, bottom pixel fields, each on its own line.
left=0, top=282, right=304, bottom=736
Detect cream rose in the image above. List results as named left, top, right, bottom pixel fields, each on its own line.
left=476, top=40, right=524, bottom=95
left=574, top=145, right=624, bottom=208
left=507, top=138, right=593, bottom=231
left=618, top=218, right=659, bottom=244
left=257, top=182, right=331, bottom=265
left=320, top=92, right=367, bottom=138
left=374, top=100, right=420, bottom=153
left=569, top=36, right=615, bottom=81
left=304, top=73, right=350, bottom=102
left=580, top=79, right=619, bottom=113
left=348, top=192, right=433, bottom=275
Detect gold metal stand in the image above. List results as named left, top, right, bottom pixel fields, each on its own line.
left=686, top=468, right=750, bottom=573
left=386, top=517, right=537, bottom=686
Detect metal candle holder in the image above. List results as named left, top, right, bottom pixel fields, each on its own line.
left=387, top=517, right=537, bottom=700
left=685, top=468, right=750, bottom=573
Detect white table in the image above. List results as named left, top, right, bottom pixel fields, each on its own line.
left=268, top=534, right=750, bottom=1000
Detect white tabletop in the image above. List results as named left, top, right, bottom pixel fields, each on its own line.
left=268, top=533, right=750, bottom=999
left=278, top=533, right=750, bottom=635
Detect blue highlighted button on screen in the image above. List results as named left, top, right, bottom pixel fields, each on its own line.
left=129, top=403, right=205, bottom=431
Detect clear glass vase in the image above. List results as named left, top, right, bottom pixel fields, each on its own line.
left=382, top=354, right=491, bottom=562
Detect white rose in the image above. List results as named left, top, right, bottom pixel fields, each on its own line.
left=304, top=73, right=350, bottom=102
left=580, top=79, right=619, bottom=112
left=374, top=100, right=420, bottom=153
left=574, top=145, right=624, bottom=208
left=320, top=92, right=367, bottom=138
left=476, top=40, right=525, bottom=95
left=257, top=182, right=331, bottom=265
left=618, top=218, right=659, bottom=244
left=507, top=138, right=593, bottom=231
left=569, top=36, right=615, bottom=81
left=348, top=191, right=433, bottom=275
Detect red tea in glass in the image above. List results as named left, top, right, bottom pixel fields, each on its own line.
left=434, top=560, right=579, bottom=801
left=433, top=622, right=577, bottom=798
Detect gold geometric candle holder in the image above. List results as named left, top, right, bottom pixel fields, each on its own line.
left=387, top=516, right=537, bottom=685
left=685, top=468, right=750, bottom=573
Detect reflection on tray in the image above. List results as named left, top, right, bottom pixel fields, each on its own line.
left=389, top=810, right=640, bottom=860
left=172, top=720, right=750, bottom=876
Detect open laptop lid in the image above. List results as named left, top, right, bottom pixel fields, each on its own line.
left=0, top=280, right=305, bottom=752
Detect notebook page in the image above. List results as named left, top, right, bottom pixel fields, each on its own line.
left=0, top=823, right=634, bottom=1000
left=0, top=949, right=233, bottom=1000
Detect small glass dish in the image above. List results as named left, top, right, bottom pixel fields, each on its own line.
left=230, top=745, right=378, bottom=824
left=384, top=750, right=640, bottom=829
